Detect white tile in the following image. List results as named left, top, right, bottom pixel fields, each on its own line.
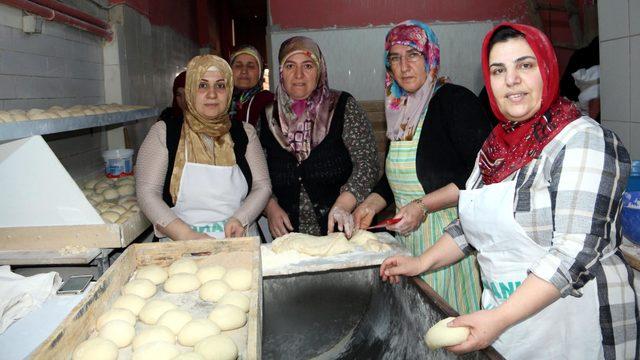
left=629, top=123, right=640, bottom=160
left=0, top=4, right=23, bottom=29
left=600, top=38, right=631, bottom=123
left=11, top=31, right=59, bottom=56
left=630, top=36, right=640, bottom=123
left=15, top=76, right=62, bottom=99
left=602, top=120, right=631, bottom=148
left=46, top=57, right=66, bottom=77
left=0, top=51, right=48, bottom=76
left=0, top=74, right=16, bottom=99
left=598, top=0, right=629, bottom=40
left=631, top=0, right=640, bottom=35
left=0, top=24, right=13, bottom=50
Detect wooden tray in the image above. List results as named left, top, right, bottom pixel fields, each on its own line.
left=29, top=237, right=262, bottom=359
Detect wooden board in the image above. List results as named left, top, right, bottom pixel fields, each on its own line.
left=621, top=243, right=640, bottom=271
left=29, top=237, right=262, bottom=360
left=0, top=248, right=101, bottom=265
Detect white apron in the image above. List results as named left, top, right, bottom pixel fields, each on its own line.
left=170, top=145, right=249, bottom=239
left=458, top=179, right=603, bottom=360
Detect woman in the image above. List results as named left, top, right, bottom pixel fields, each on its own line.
left=158, top=71, right=186, bottom=124
left=229, top=45, right=274, bottom=126
left=353, top=20, right=491, bottom=314
left=381, top=23, right=638, bottom=359
left=260, top=36, right=379, bottom=238
left=136, top=55, right=271, bottom=240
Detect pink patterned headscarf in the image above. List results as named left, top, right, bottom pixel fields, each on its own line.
left=385, top=20, right=444, bottom=141
left=276, top=36, right=340, bottom=161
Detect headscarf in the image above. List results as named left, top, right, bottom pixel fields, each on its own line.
left=479, top=23, right=581, bottom=185
left=275, top=36, right=340, bottom=162
left=171, top=71, right=186, bottom=117
left=169, top=55, right=235, bottom=203
left=229, top=45, right=265, bottom=119
left=384, top=20, right=445, bottom=141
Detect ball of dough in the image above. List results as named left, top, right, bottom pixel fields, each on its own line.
left=194, top=334, right=238, bottom=360
left=109, top=205, right=127, bottom=215
left=132, top=325, right=176, bottom=350
left=99, top=319, right=135, bottom=347
left=164, top=273, right=201, bottom=293
left=424, top=317, right=470, bottom=350
left=219, top=291, right=250, bottom=313
left=95, top=202, right=111, bottom=212
left=111, top=294, right=146, bottom=316
left=72, top=337, right=118, bottom=360
left=174, top=352, right=205, bottom=360
left=102, top=189, right=119, bottom=201
left=196, top=265, right=226, bottom=283
left=101, top=211, right=120, bottom=223
left=0, top=111, right=12, bottom=122
left=178, top=319, right=221, bottom=347
left=121, top=199, right=138, bottom=210
left=139, top=299, right=177, bottom=325
left=132, top=341, right=181, bottom=360
left=136, top=265, right=168, bottom=285
left=208, top=304, right=246, bottom=331
left=199, top=280, right=230, bottom=302
left=117, top=184, right=135, bottom=197
left=96, top=308, right=136, bottom=329
left=122, top=278, right=157, bottom=299
left=84, top=179, right=99, bottom=190
left=157, top=309, right=193, bottom=334
left=222, top=268, right=252, bottom=290
left=168, top=258, right=198, bottom=275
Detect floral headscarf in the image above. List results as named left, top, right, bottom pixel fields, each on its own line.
left=385, top=20, right=445, bottom=141
left=229, top=45, right=265, bottom=119
left=170, top=55, right=236, bottom=203
left=479, top=23, right=581, bottom=184
left=275, top=36, right=340, bottom=161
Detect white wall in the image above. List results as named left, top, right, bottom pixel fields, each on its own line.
left=268, top=21, right=494, bottom=101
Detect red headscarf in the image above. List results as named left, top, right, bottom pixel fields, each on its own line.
left=479, top=23, right=581, bottom=184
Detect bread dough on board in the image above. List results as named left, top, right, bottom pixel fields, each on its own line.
left=424, top=317, right=470, bottom=349
left=271, top=229, right=389, bottom=257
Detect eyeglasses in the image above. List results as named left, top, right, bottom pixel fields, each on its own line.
left=387, top=51, right=423, bottom=66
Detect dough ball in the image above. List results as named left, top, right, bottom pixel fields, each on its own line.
left=132, top=341, right=181, bottom=360
left=94, top=181, right=111, bottom=191
left=196, top=265, right=226, bottom=283
left=11, top=112, right=28, bottom=121
left=130, top=204, right=140, bottom=212
left=54, top=109, right=71, bottom=117
left=72, top=337, right=118, bottom=360
left=98, top=319, right=135, bottom=347
left=136, top=265, right=168, bottom=285
left=82, top=188, right=93, bottom=197
left=117, top=176, right=135, bottom=185
left=178, top=319, right=221, bottom=347
left=48, top=105, right=64, bottom=111
left=121, top=199, right=138, bottom=210
left=139, top=299, right=177, bottom=325
left=132, top=325, right=176, bottom=350
left=424, top=317, right=470, bottom=350
left=117, top=195, right=136, bottom=204
left=102, top=189, right=119, bottom=201
left=219, top=291, right=250, bottom=313
left=29, top=111, right=57, bottom=120
left=116, top=215, right=128, bottom=224
left=164, top=273, right=201, bottom=293
left=157, top=309, right=193, bottom=334
left=222, top=268, right=252, bottom=290
left=83, top=109, right=96, bottom=115
left=117, top=184, right=135, bottom=197
left=174, top=352, right=205, bottom=360
left=168, top=258, right=198, bottom=275
left=101, top=211, right=120, bottom=223
left=208, top=304, right=246, bottom=331
left=108, top=205, right=127, bottom=215
left=194, top=334, right=238, bottom=360
left=96, top=308, right=136, bottom=329
left=95, top=202, right=111, bottom=212
left=122, top=278, right=157, bottom=299
left=84, top=179, right=99, bottom=190
left=112, top=294, right=145, bottom=316
left=0, top=111, right=12, bottom=122
left=199, top=280, right=230, bottom=302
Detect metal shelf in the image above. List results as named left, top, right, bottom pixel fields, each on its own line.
left=0, top=108, right=160, bottom=141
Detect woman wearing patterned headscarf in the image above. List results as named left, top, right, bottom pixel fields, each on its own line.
left=229, top=45, right=274, bottom=126
left=136, top=55, right=271, bottom=240
left=381, top=23, right=637, bottom=358
left=353, top=20, right=492, bottom=314
left=260, top=36, right=379, bottom=238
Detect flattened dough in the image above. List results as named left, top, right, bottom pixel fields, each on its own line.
left=271, top=232, right=356, bottom=256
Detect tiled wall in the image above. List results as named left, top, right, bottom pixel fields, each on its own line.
left=599, top=0, right=640, bottom=159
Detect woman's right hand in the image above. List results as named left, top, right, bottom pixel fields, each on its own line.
left=379, top=255, right=427, bottom=284
left=353, top=193, right=387, bottom=229
left=265, top=198, right=293, bottom=238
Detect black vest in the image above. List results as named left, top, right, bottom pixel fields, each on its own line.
left=160, top=117, right=252, bottom=207
left=260, top=92, right=353, bottom=234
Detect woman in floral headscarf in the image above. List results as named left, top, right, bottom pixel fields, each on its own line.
left=353, top=20, right=492, bottom=314
left=229, top=45, right=274, bottom=126
left=260, top=36, right=379, bottom=238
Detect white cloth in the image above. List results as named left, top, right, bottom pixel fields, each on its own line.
left=458, top=180, right=602, bottom=360
left=0, top=266, right=61, bottom=334
left=572, top=65, right=599, bottom=115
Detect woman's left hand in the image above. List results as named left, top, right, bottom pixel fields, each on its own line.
left=444, top=310, right=510, bottom=354
left=224, top=218, right=246, bottom=238
left=386, top=201, right=426, bottom=235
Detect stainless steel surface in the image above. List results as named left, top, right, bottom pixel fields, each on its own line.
left=263, top=267, right=500, bottom=360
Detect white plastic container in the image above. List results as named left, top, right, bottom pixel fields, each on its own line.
left=102, top=148, right=134, bottom=178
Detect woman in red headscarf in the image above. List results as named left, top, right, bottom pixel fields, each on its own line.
left=380, top=23, right=638, bottom=359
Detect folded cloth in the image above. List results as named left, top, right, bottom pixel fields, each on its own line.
left=0, top=266, right=61, bottom=334
left=572, top=65, right=600, bottom=115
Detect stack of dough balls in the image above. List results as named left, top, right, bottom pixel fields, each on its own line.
left=80, top=175, right=139, bottom=224
left=72, top=258, right=252, bottom=360
left=0, top=104, right=150, bottom=123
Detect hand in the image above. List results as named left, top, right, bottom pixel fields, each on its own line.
left=445, top=310, right=510, bottom=354
left=265, top=199, right=293, bottom=238
left=379, top=255, right=427, bottom=284
left=353, top=203, right=376, bottom=229
left=184, top=230, right=213, bottom=240
left=224, top=217, right=245, bottom=238
left=328, top=206, right=355, bottom=238
left=386, top=201, right=426, bottom=235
